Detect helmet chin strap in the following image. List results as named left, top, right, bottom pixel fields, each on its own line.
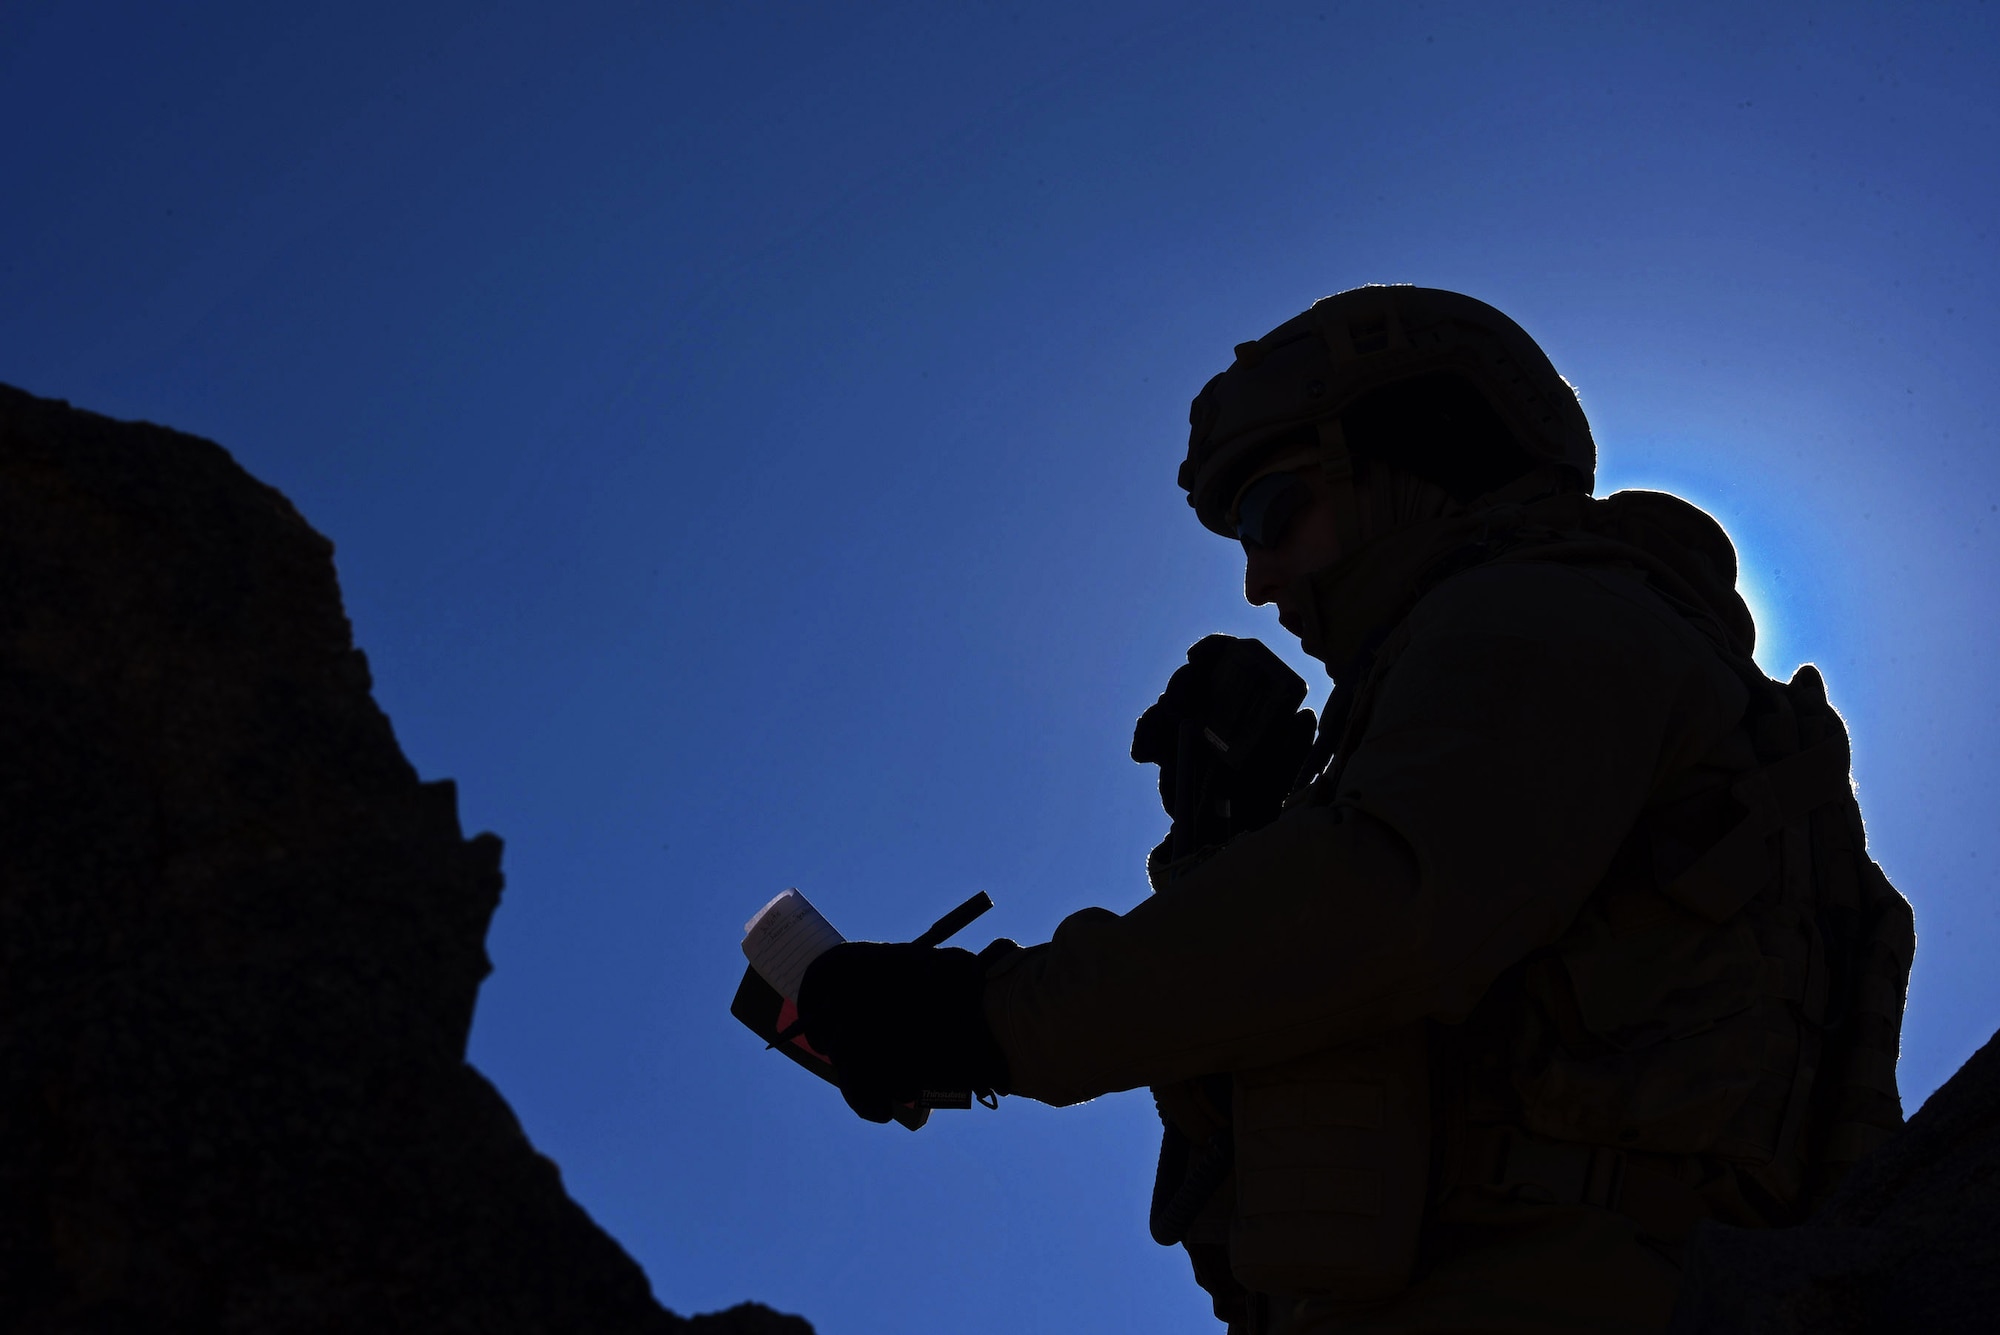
left=1313, top=416, right=1364, bottom=558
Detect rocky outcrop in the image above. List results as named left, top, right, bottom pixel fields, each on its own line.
left=0, top=384, right=809, bottom=1334
left=1671, top=1028, right=2000, bottom=1332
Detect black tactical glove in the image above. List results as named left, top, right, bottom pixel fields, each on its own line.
left=796, top=941, right=1011, bottom=1124
left=1131, top=635, right=1316, bottom=862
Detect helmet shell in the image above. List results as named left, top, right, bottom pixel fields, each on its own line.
left=1180, top=286, right=1595, bottom=537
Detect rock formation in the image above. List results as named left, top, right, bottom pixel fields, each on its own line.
left=0, top=384, right=809, bottom=1334
left=1671, top=1023, right=2000, bottom=1333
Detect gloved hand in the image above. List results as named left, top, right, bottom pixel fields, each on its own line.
left=796, top=941, right=1011, bottom=1124
left=1131, top=635, right=1317, bottom=860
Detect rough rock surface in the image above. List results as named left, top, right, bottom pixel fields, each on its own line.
left=0, top=384, right=810, bottom=1335
left=1671, top=1024, right=2000, bottom=1333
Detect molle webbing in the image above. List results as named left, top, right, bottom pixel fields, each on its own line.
left=1661, top=738, right=1853, bottom=922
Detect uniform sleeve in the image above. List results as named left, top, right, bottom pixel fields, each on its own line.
left=985, top=561, right=1748, bottom=1107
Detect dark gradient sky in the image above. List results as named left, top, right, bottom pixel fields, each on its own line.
left=4, top=4, right=1997, bottom=1331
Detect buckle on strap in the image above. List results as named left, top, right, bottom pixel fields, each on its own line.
left=1472, top=1124, right=1624, bottom=1210
left=1464, top=1126, right=1706, bottom=1243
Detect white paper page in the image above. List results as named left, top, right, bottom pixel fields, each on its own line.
left=741, top=888, right=845, bottom=1002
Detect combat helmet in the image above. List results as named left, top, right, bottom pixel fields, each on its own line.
left=1180, top=286, right=1595, bottom=538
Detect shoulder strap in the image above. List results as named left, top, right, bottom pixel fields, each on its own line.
left=1660, top=737, right=1853, bottom=922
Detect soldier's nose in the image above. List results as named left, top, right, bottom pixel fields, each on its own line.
left=1244, top=546, right=1285, bottom=607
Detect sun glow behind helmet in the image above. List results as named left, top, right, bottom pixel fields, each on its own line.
left=1180, top=285, right=1596, bottom=537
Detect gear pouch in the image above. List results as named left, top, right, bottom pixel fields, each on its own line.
left=1229, top=1024, right=1429, bottom=1301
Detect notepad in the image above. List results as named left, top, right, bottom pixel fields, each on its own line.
left=741, top=887, right=844, bottom=1002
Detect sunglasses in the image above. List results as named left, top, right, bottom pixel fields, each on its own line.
left=1235, top=470, right=1313, bottom=550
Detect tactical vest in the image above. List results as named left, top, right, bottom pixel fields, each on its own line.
left=1150, top=492, right=1915, bottom=1312
left=1425, top=653, right=1915, bottom=1245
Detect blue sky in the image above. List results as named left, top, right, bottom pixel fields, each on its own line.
left=4, top=3, right=1996, bottom=1331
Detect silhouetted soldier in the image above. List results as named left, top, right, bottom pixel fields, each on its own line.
left=796, top=287, right=1914, bottom=1333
